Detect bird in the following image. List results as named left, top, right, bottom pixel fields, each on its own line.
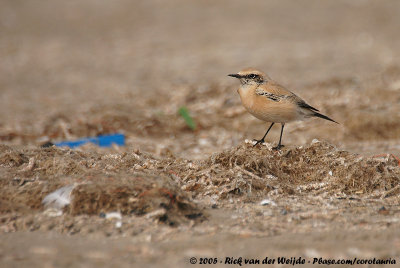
left=228, top=68, right=338, bottom=150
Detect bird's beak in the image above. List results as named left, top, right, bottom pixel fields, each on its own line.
left=228, top=73, right=241, bottom=78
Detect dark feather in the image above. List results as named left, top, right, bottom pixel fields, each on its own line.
left=313, top=112, right=339, bottom=124
left=298, top=101, right=319, bottom=112
left=256, top=91, right=281, bottom=102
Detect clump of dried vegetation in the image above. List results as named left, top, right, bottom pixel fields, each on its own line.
left=1, top=140, right=399, bottom=229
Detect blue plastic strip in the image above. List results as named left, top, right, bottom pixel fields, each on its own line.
left=55, top=133, right=125, bottom=148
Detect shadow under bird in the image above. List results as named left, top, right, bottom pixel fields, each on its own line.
left=229, top=68, right=338, bottom=150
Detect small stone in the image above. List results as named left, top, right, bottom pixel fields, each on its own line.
left=259, top=199, right=276, bottom=206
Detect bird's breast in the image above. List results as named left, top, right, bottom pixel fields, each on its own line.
left=238, top=87, right=254, bottom=109
left=238, top=87, right=298, bottom=123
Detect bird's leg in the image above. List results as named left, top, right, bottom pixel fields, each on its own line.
left=253, top=122, right=274, bottom=147
left=273, top=123, right=285, bottom=150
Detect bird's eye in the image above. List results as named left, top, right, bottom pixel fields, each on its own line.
left=248, top=74, right=257, bottom=79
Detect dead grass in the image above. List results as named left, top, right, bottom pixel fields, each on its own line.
left=202, top=141, right=400, bottom=198
left=0, top=145, right=205, bottom=226
left=1, top=139, right=399, bottom=230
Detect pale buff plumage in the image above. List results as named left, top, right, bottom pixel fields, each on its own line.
left=229, top=68, right=337, bottom=149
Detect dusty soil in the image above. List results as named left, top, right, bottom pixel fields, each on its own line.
left=1, top=0, right=400, bottom=267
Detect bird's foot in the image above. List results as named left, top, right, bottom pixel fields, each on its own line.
left=252, top=139, right=265, bottom=147
left=272, top=144, right=285, bottom=151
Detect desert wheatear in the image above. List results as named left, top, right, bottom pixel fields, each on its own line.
left=229, top=68, right=338, bottom=150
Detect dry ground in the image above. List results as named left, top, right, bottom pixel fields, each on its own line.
left=1, top=0, right=400, bottom=267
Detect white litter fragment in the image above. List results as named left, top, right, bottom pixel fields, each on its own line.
left=311, top=139, right=320, bottom=144
left=328, top=170, right=333, bottom=176
left=146, top=209, right=167, bottom=219
left=102, top=212, right=123, bottom=228
left=42, top=184, right=76, bottom=210
left=105, top=211, right=122, bottom=220
left=43, top=208, right=63, bottom=217
left=198, top=138, right=209, bottom=146
left=259, top=199, right=277, bottom=206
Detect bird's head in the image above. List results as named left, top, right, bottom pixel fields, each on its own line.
left=228, top=68, right=269, bottom=85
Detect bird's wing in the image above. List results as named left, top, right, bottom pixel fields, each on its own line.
left=256, top=83, right=320, bottom=112
left=255, top=83, right=295, bottom=102
left=296, top=101, right=319, bottom=112
left=255, top=88, right=283, bottom=102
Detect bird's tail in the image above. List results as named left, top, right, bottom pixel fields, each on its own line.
left=312, top=112, right=338, bottom=124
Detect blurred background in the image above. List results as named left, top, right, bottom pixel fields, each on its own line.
left=1, top=0, right=400, bottom=158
